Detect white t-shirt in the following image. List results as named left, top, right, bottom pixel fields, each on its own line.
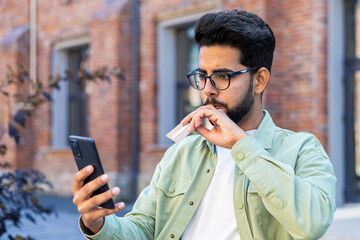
left=182, top=130, right=256, bottom=240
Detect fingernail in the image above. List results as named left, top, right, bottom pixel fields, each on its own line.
left=116, top=202, right=125, bottom=209
left=86, top=166, right=93, bottom=172
left=112, top=187, right=120, bottom=195
left=101, top=174, right=109, bottom=182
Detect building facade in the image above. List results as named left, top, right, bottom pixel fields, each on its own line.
left=0, top=0, right=357, bottom=205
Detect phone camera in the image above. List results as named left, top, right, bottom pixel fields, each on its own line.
left=70, top=140, right=82, bottom=160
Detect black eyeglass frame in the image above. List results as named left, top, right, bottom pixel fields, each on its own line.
left=186, top=67, right=259, bottom=90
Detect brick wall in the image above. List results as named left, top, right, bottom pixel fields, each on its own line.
left=0, top=0, right=134, bottom=197
left=0, top=1, right=30, bottom=167
left=267, top=0, right=328, bottom=147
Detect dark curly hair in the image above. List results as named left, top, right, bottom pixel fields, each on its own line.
left=194, top=10, right=275, bottom=72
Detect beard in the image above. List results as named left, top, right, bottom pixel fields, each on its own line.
left=203, top=80, right=254, bottom=124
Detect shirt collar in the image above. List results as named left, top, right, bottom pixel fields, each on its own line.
left=195, top=137, right=216, bottom=154
left=253, top=109, right=275, bottom=149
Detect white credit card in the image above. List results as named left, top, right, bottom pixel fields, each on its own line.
left=166, top=123, right=190, bottom=143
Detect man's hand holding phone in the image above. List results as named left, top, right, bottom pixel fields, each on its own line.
left=72, top=165, right=125, bottom=234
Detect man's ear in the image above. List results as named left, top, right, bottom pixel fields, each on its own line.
left=253, top=67, right=270, bottom=95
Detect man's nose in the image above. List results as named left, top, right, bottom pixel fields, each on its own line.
left=202, top=78, right=219, bottom=97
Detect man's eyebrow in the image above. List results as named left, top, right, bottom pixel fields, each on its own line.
left=196, top=68, right=234, bottom=74
left=213, top=68, right=233, bottom=73
left=196, top=68, right=206, bottom=73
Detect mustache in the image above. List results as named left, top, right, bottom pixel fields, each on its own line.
left=203, top=98, right=228, bottom=109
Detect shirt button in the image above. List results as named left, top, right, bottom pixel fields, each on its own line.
left=189, top=201, right=194, bottom=205
left=169, top=186, right=175, bottom=193
left=170, top=234, right=175, bottom=238
left=206, top=169, right=210, bottom=173
left=237, top=153, right=244, bottom=160
left=237, top=202, right=244, bottom=209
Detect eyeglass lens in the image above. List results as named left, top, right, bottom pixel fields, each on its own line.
left=189, top=72, right=229, bottom=90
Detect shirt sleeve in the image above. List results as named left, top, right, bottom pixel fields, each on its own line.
left=79, top=215, right=118, bottom=239
left=231, top=134, right=336, bottom=240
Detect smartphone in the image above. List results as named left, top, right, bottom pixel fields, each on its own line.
left=68, top=135, right=115, bottom=209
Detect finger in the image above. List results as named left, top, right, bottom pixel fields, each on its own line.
left=72, top=165, right=94, bottom=194
left=199, top=109, right=225, bottom=126
left=82, top=202, right=126, bottom=223
left=195, top=113, right=203, bottom=128
left=188, top=110, right=205, bottom=132
left=78, top=174, right=109, bottom=200
left=181, top=108, right=199, bottom=125
left=180, top=105, right=216, bottom=125
left=77, top=187, right=120, bottom=213
left=188, top=109, right=219, bottom=132
left=74, top=174, right=110, bottom=204
left=89, top=187, right=121, bottom=210
left=195, top=125, right=212, bottom=139
left=200, top=104, right=216, bottom=110
left=188, top=113, right=198, bottom=133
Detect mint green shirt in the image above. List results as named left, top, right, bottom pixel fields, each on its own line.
left=80, top=110, right=336, bottom=240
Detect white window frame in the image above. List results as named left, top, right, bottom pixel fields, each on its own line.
left=328, top=0, right=345, bottom=206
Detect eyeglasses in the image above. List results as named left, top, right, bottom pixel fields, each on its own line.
left=186, top=67, right=259, bottom=90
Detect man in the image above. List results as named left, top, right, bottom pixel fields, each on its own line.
left=72, top=10, right=336, bottom=239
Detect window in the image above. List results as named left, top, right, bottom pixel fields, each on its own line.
left=51, top=37, right=90, bottom=147
left=157, top=11, right=217, bottom=145
left=175, top=25, right=201, bottom=123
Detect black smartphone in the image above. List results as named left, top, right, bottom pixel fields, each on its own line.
left=68, top=135, right=115, bottom=209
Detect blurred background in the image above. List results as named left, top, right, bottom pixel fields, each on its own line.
left=0, top=0, right=359, bottom=239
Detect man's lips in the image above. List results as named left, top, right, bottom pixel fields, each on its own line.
left=209, top=104, right=222, bottom=109
left=204, top=101, right=227, bottom=110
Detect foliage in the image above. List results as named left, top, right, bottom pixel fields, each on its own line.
left=0, top=63, right=123, bottom=151
left=0, top=165, right=53, bottom=239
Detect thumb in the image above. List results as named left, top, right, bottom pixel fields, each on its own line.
left=195, top=125, right=213, bottom=141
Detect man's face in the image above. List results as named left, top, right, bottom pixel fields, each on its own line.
left=198, top=45, right=254, bottom=124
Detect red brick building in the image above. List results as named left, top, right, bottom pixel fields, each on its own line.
left=0, top=0, right=357, bottom=205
